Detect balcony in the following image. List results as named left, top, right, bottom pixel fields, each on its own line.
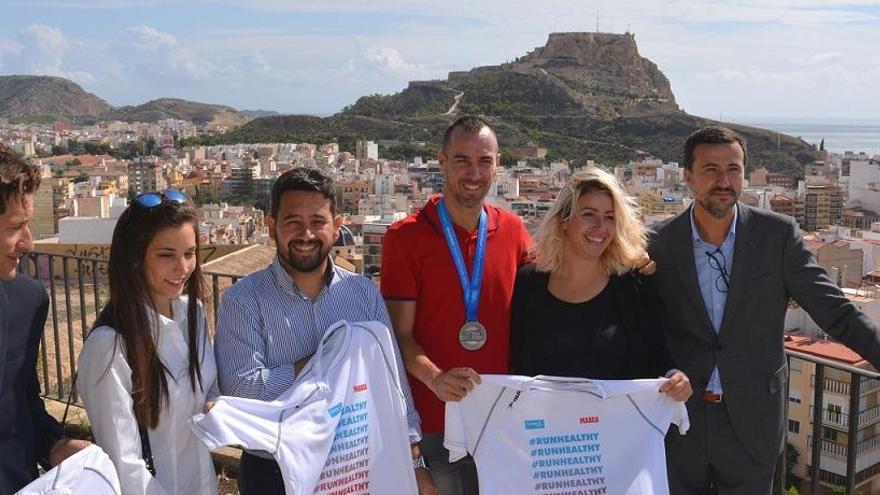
left=17, top=250, right=880, bottom=495
left=808, top=433, right=880, bottom=457
left=822, top=404, right=880, bottom=430
left=818, top=375, right=880, bottom=396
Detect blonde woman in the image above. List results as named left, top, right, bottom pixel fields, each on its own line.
left=509, top=167, right=691, bottom=400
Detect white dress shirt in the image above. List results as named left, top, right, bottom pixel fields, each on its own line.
left=77, top=297, right=219, bottom=495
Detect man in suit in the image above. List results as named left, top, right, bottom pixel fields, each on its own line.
left=0, top=143, right=88, bottom=494
left=649, top=126, right=880, bottom=494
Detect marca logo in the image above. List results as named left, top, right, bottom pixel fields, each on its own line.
left=353, top=383, right=368, bottom=393
left=524, top=419, right=546, bottom=430
left=579, top=416, right=600, bottom=424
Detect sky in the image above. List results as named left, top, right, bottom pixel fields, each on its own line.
left=2, top=0, right=880, bottom=120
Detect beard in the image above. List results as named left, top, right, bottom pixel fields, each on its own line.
left=452, top=191, right=485, bottom=209
left=278, top=239, right=331, bottom=274
left=449, top=181, right=490, bottom=209
left=698, top=187, right=740, bottom=219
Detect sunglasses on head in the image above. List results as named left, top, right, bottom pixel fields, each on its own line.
left=134, top=189, right=188, bottom=208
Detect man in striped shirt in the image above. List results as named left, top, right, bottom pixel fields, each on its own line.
left=214, top=167, right=433, bottom=495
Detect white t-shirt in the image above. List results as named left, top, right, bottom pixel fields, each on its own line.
left=445, top=375, right=689, bottom=495
left=15, top=444, right=121, bottom=495
left=191, top=320, right=418, bottom=495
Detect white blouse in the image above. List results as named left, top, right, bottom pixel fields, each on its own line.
left=77, top=297, right=219, bottom=495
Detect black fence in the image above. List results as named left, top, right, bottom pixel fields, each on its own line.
left=18, top=250, right=880, bottom=494
left=17, top=250, right=240, bottom=405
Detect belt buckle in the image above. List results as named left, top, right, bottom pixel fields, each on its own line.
left=702, top=391, right=723, bottom=403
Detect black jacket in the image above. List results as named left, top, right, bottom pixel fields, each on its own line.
left=0, top=275, right=63, bottom=494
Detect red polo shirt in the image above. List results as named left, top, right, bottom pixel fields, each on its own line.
left=381, top=195, right=532, bottom=433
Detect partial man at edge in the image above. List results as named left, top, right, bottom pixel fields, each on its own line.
left=0, top=142, right=89, bottom=495
left=649, top=126, right=880, bottom=494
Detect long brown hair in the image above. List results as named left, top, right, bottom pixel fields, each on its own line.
left=101, top=196, right=206, bottom=428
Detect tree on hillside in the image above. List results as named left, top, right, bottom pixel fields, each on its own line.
left=500, top=149, right=522, bottom=167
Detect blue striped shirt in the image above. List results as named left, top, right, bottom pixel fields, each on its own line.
left=214, top=255, right=422, bottom=444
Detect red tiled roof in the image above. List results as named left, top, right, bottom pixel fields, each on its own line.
left=804, top=239, right=826, bottom=251
left=784, top=331, right=866, bottom=365
left=44, top=154, right=115, bottom=167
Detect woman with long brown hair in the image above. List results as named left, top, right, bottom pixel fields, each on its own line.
left=77, top=190, right=218, bottom=494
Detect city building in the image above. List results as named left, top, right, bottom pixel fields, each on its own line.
left=356, top=140, right=379, bottom=161
left=128, top=159, right=167, bottom=196
left=219, top=166, right=253, bottom=201
left=637, top=192, right=686, bottom=217
left=31, top=165, right=55, bottom=239
left=361, top=213, right=407, bottom=279
left=337, top=179, right=372, bottom=215
left=785, top=290, right=880, bottom=494
left=770, top=194, right=806, bottom=226
left=804, top=184, right=844, bottom=231
left=804, top=237, right=865, bottom=288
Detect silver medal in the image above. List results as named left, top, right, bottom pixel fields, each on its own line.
left=459, top=321, right=487, bottom=351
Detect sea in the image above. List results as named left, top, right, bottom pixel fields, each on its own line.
left=731, top=117, right=880, bottom=156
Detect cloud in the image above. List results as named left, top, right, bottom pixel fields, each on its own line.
left=9, top=23, right=68, bottom=75
left=119, top=25, right=214, bottom=82
left=125, top=25, right=177, bottom=49
left=0, top=23, right=98, bottom=86
left=365, top=46, right=423, bottom=75
left=1, top=0, right=182, bottom=8
left=4, top=0, right=880, bottom=117
left=251, top=50, right=272, bottom=73
left=694, top=66, right=794, bottom=85
left=793, top=52, right=846, bottom=67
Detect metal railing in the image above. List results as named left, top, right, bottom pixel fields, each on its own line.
left=817, top=375, right=880, bottom=396
left=19, top=250, right=241, bottom=407
left=791, top=348, right=880, bottom=494
left=822, top=403, right=880, bottom=430
left=16, top=250, right=880, bottom=494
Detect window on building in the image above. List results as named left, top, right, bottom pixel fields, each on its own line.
left=826, top=404, right=844, bottom=424
left=822, top=427, right=839, bottom=442
left=789, top=420, right=800, bottom=434
left=789, top=390, right=802, bottom=404
left=790, top=358, right=803, bottom=373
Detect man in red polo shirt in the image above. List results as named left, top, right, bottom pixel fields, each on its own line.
left=381, top=116, right=531, bottom=494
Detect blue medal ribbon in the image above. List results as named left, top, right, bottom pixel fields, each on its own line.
left=437, top=199, right=488, bottom=323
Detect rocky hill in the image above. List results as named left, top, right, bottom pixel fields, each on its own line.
left=105, top=98, right=249, bottom=127
left=0, top=75, right=113, bottom=121
left=0, top=76, right=249, bottom=127
left=240, top=109, right=280, bottom=119
left=227, top=32, right=817, bottom=175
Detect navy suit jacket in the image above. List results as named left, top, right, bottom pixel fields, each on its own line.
left=0, top=275, right=63, bottom=494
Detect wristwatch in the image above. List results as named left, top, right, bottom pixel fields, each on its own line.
left=412, top=455, right=428, bottom=470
